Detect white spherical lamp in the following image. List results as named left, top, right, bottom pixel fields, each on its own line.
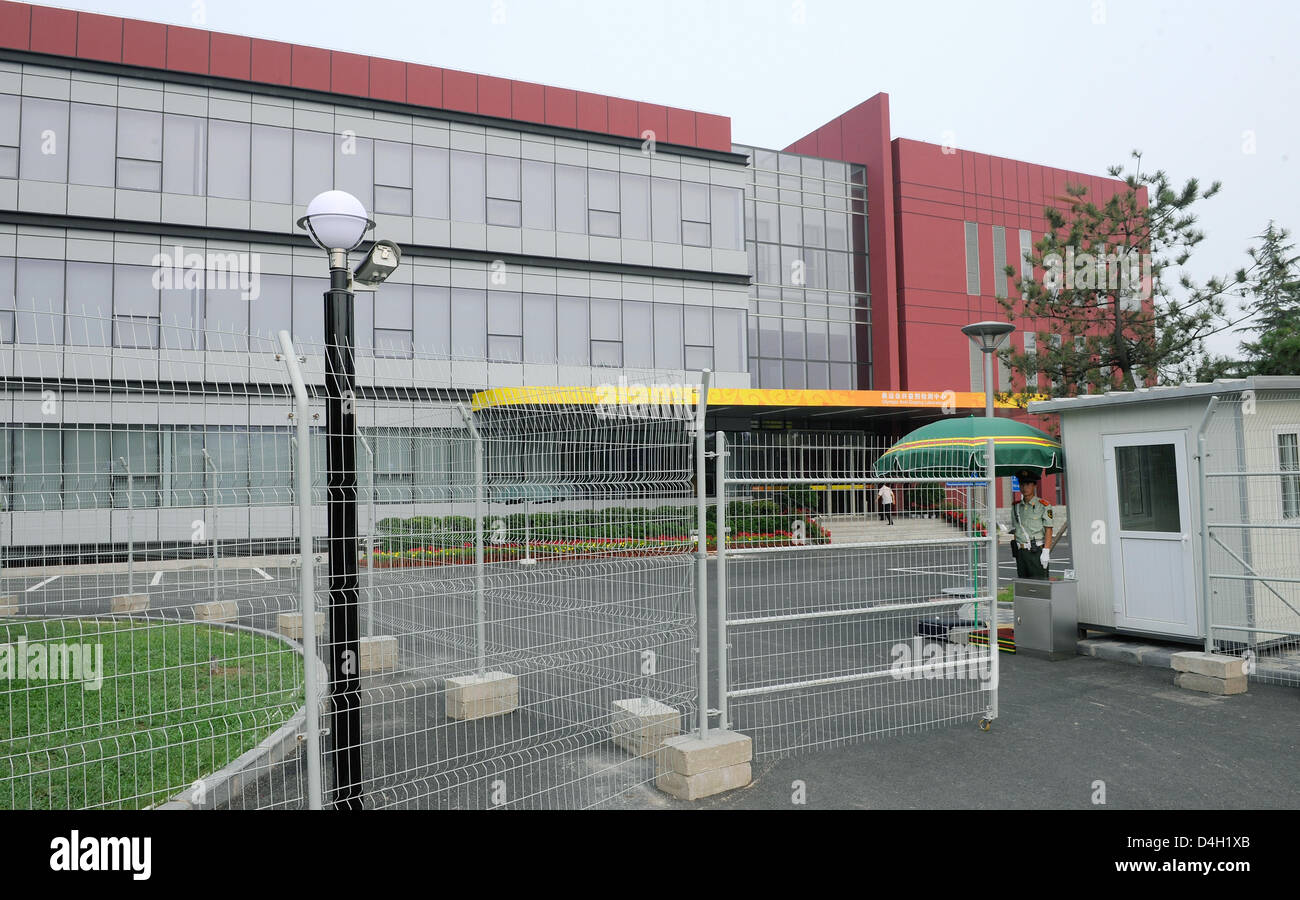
left=297, top=190, right=373, bottom=252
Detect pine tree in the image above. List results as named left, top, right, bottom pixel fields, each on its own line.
left=997, top=151, right=1246, bottom=403
left=1236, top=223, right=1300, bottom=376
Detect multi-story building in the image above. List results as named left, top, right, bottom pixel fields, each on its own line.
left=0, top=1, right=1124, bottom=549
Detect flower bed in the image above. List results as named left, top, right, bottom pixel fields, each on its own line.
left=361, top=528, right=825, bottom=567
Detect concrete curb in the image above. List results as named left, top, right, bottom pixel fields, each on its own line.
left=153, top=620, right=324, bottom=810
left=1076, top=637, right=1178, bottom=669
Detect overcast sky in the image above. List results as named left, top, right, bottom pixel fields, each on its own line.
left=49, top=0, right=1300, bottom=357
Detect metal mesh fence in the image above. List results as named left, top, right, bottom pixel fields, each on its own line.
left=1, top=308, right=701, bottom=809
left=1, top=310, right=311, bottom=809
left=717, top=430, right=999, bottom=758
left=1200, top=389, right=1300, bottom=687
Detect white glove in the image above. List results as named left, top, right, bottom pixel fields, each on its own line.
left=1040, top=547, right=1050, bottom=568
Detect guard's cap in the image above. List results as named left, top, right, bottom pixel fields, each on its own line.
left=1016, top=469, right=1041, bottom=484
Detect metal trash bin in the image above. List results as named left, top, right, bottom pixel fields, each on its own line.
left=1013, top=577, right=1078, bottom=660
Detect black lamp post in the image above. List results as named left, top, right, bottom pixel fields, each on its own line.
left=297, top=189, right=375, bottom=810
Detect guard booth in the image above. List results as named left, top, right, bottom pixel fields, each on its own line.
left=1030, top=378, right=1300, bottom=684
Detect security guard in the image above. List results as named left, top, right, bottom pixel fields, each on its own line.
left=1010, top=470, right=1054, bottom=579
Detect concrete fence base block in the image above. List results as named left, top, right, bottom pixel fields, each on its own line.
left=111, top=594, right=149, bottom=613
left=0, top=595, right=18, bottom=616
left=1171, top=651, right=1247, bottom=679
left=654, top=730, right=753, bottom=800
left=277, top=613, right=324, bottom=641
left=193, top=600, right=239, bottom=623
left=1175, top=671, right=1247, bottom=696
left=656, top=763, right=752, bottom=801
left=359, top=635, right=398, bottom=673
left=445, top=671, right=518, bottom=720
left=610, top=698, right=680, bottom=757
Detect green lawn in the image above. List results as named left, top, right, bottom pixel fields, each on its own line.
left=997, top=586, right=1014, bottom=604
left=0, top=618, right=304, bottom=810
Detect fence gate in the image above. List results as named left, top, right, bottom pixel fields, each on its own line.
left=715, top=431, right=1000, bottom=758
left=1199, top=389, right=1300, bottom=686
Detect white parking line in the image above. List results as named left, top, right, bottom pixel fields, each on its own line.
left=251, top=567, right=274, bottom=581
left=25, top=575, right=60, bottom=592
left=151, top=570, right=164, bottom=586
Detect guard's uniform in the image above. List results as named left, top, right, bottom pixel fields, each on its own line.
left=1012, top=496, right=1053, bottom=579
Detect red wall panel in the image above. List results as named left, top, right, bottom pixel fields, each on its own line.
left=477, top=74, right=511, bottom=118
left=405, top=64, right=442, bottom=108
left=0, top=1, right=32, bottom=51
left=544, top=86, right=577, bottom=129
left=576, top=92, right=608, bottom=133
left=165, top=25, right=209, bottom=75
left=122, top=17, right=166, bottom=68
left=442, top=69, right=477, bottom=112
left=249, top=38, right=291, bottom=85
left=607, top=97, right=638, bottom=139
left=666, top=107, right=695, bottom=146
left=30, top=4, right=74, bottom=56
left=636, top=103, right=668, bottom=145
left=330, top=51, right=369, bottom=97
left=511, top=80, right=546, bottom=124
left=290, top=44, right=330, bottom=91
left=209, top=32, right=250, bottom=81
left=76, top=12, right=121, bottom=63
left=368, top=56, right=405, bottom=103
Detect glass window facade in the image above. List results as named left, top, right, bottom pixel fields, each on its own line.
left=734, top=144, right=870, bottom=390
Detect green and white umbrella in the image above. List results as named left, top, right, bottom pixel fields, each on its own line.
left=873, top=416, right=1063, bottom=477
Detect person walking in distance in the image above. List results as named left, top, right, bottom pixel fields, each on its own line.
left=877, top=483, right=895, bottom=525
left=1010, top=470, right=1054, bottom=579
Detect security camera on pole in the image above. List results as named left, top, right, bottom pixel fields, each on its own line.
left=297, top=190, right=403, bottom=809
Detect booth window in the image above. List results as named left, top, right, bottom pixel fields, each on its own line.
left=1279, top=431, right=1300, bottom=519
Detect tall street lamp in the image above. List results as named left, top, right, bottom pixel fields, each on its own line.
left=961, top=321, right=1015, bottom=418
left=298, top=189, right=401, bottom=809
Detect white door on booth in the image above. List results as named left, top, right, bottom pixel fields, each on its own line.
left=1103, top=431, right=1199, bottom=637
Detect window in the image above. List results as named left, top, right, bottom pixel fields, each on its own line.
left=1114, top=443, right=1180, bottom=532
left=13, top=427, right=61, bottom=511
left=992, top=225, right=1007, bottom=299
left=163, top=114, right=207, bottom=195
left=113, top=264, right=160, bottom=349
left=413, top=285, right=450, bottom=355
left=754, top=200, right=778, bottom=243
left=521, top=160, right=554, bottom=230
left=964, top=222, right=980, bottom=295
left=714, top=308, right=745, bottom=372
left=374, top=140, right=413, bottom=216
left=335, top=133, right=373, bottom=212
left=374, top=281, right=413, bottom=358
left=1279, top=431, right=1300, bottom=519
left=69, top=103, right=116, bottom=187
left=485, top=155, right=521, bottom=227
left=0, top=257, right=14, bottom=345
left=711, top=186, right=743, bottom=250
left=651, top=177, right=680, bottom=243
left=522, top=294, right=556, bottom=364
left=682, top=182, right=709, bottom=246
left=64, top=261, right=112, bottom=346
left=247, top=273, right=289, bottom=345
left=16, top=258, right=63, bottom=345
left=621, top=174, right=650, bottom=241
left=0, top=95, right=17, bottom=179
left=556, top=164, right=587, bottom=234
left=1019, top=228, right=1034, bottom=283
left=487, top=291, right=522, bottom=361
left=207, top=427, right=249, bottom=506
left=590, top=297, right=621, bottom=365
left=623, top=301, right=653, bottom=367
left=20, top=98, right=68, bottom=183
left=63, top=429, right=110, bottom=509
left=653, top=303, right=682, bottom=369
left=450, top=287, right=486, bottom=357
left=412, top=146, right=449, bottom=219
left=373, top=429, right=415, bottom=502
left=111, top=428, right=163, bottom=508
left=251, top=125, right=292, bottom=204
left=588, top=170, right=620, bottom=237
left=556, top=295, right=588, bottom=365
left=293, top=130, right=332, bottom=206
left=207, top=120, right=250, bottom=200
left=450, top=150, right=485, bottom=223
